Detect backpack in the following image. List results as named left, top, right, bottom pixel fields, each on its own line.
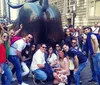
left=10, top=36, right=22, bottom=45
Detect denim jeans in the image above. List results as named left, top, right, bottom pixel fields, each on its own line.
left=74, top=60, right=88, bottom=85
left=90, top=56, right=97, bottom=81
left=1, top=63, right=12, bottom=85
left=8, top=55, right=22, bottom=84
left=92, top=53, right=100, bottom=84
left=32, top=69, right=47, bottom=81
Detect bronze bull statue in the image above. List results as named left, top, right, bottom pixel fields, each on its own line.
left=8, top=0, right=64, bottom=45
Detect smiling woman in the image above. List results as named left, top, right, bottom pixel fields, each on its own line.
left=0, top=32, right=9, bottom=42
left=0, top=31, right=12, bottom=85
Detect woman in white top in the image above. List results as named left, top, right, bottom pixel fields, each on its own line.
left=47, top=46, right=58, bottom=69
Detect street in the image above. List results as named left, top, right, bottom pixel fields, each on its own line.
left=11, top=62, right=96, bottom=85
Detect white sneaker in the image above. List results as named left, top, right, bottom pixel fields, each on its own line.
left=21, top=82, right=29, bottom=85
left=12, top=77, right=17, bottom=81
left=58, top=82, right=65, bottom=85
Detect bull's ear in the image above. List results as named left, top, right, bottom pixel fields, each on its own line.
left=8, top=2, right=24, bottom=9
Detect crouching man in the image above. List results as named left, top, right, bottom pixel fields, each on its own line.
left=31, top=44, right=47, bottom=81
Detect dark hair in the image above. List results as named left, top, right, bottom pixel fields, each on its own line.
left=72, top=38, right=77, bottom=42
left=83, top=26, right=92, bottom=32
left=58, top=49, right=66, bottom=59
left=48, top=46, right=54, bottom=54
left=48, top=46, right=53, bottom=49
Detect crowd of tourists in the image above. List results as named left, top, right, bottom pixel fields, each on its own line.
left=0, top=22, right=100, bottom=85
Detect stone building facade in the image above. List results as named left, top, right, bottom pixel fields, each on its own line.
left=87, top=0, right=100, bottom=26
left=49, top=0, right=100, bottom=27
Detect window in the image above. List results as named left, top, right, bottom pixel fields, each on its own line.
left=89, top=0, right=95, bottom=16
left=95, top=0, right=100, bottom=16
left=89, top=0, right=100, bottom=17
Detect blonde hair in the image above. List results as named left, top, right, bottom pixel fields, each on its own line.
left=0, top=31, right=10, bottom=46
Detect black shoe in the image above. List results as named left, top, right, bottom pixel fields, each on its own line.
left=72, top=80, right=82, bottom=84
left=88, top=79, right=97, bottom=82
left=80, top=81, right=82, bottom=84
left=88, top=79, right=98, bottom=84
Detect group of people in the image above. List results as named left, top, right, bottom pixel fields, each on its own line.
left=0, top=22, right=100, bottom=85
left=0, top=23, right=33, bottom=85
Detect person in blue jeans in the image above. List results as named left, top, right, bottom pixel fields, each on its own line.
left=32, top=69, right=47, bottom=81
left=31, top=44, right=47, bottom=81
left=0, top=32, right=12, bottom=85
left=83, top=27, right=100, bottom=85
left=92, top=53, right=100, bottom=85
left=9, top=34, right=33, bottom=85
left=63, top=44, right=88, bottom=85
left=1, top=63, right=12, bottom=85
left=89, top=56, right=97, bottom=83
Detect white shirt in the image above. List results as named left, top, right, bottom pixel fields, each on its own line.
left=82, top=33, right=87, bottom=43
left=47, top=53, right=57, bottom=64
left=31, top=49, right=46, bottom=71
left=73, top=32, right=79, bottom=37
left=9, top=39, right=26, bottom=55
left=91, top=26, right=100, bottom=34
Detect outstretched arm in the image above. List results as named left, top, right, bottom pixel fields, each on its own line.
left=0, top=23, right=6, bottom=32
left=14, top=24, right=23, bottom=36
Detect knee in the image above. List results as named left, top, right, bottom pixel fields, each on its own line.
left=40, top=73, right=47, bottom=81
left=33, top=70, right=47, bottom=81
left=25, top=69, right=30, bottom=75
left=27, top=69, right=30, bottom=74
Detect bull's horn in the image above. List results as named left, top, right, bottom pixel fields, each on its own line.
left=8, top=2, right=24, bottom=9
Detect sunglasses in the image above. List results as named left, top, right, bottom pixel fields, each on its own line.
left=3, top=35, right=8, bottom=38
left=72, top=42, right=76, bottom=44
left=28, top=36, right=32, bottom=39
left=42, top=46, right=46, bottom=49
left=10, top=32, right=14, bottom=35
